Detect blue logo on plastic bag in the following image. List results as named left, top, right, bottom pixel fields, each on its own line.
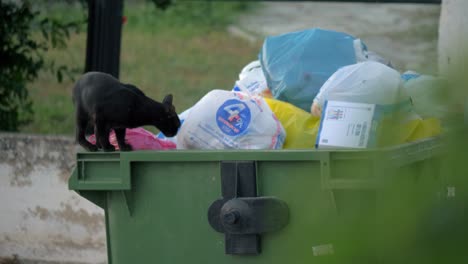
left=216, top=99, right=251, bottom=136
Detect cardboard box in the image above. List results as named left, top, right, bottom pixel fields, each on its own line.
left=316, top=101, right=377, bottom=149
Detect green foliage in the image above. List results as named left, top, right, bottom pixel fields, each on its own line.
left=0, top=1, right=85, bottom=131
left=1, top=2, right=41, bottom=131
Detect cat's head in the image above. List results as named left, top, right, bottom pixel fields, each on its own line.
left=156, top=94, right=181, bottom=137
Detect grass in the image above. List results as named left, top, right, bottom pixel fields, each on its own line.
left=20, top=1, right=262, bottom=135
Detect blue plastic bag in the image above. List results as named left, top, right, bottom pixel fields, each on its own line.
left=259, top=28, right=368, bottom=112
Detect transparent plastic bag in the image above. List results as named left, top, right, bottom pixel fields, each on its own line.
left=312, top=61, right=403, bottom=116
left=401, top=71, right=449, bottom=119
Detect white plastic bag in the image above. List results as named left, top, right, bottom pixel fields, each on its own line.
left=366, top=50, right=393, bottom=68
left=238, top=60, right=263, bottom=80
left=177, top=90, right=286, bottom=150
left=312, top=61, right=403, bottom=116
left=233, top=60, right=269, bottom=96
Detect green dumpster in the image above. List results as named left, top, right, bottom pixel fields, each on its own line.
left=68, top=138, right=446, bottom=264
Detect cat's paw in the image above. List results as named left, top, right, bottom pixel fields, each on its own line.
left=80, top=143, right=98, bottom=152
left=87, top=144, right=99, bottom=152
left=95, top=141, right=102, bottom=149
left=119, top=143, right=133, bottom=151
left=102, top=145, right=116, bottom=152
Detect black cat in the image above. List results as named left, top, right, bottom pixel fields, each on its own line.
left=72, top=71, right=180, bottom=151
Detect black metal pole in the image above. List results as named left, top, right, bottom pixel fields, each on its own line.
left=84, top=0, right=124, bottom=79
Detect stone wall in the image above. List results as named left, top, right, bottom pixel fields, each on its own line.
left=0, top=133, right=106, bottom=264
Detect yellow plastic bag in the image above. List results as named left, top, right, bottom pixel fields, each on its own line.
left=402, top=118, right=441, bottom=143
left=266, top=98, right=441, bottom=149
left=265, top=98, right=320, bottom=149
left=376, top=116, right=442, bottom=147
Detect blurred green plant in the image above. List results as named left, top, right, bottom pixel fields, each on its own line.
left=0, top=0, right=85, bottom=131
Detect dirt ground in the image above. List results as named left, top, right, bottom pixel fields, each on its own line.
left=235, top=2, right=440, bottom=74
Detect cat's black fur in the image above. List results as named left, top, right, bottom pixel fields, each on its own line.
left=72, top=71, right=180, bottom=151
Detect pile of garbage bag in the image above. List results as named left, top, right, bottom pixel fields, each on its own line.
left=157, top=28, right=444, bottom=150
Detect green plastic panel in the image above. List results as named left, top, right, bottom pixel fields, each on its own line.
left=68, top=138, right=443, bottom=264
left=69, top=153, right=131, bottom=190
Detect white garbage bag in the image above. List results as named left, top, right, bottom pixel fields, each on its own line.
left=238, top=60, right=263, bottom=80
left=177, top=90, right=286, bottom=150
left=233, top=60, right=269, bottom=96
left=312, top=61, right=404, bottom=116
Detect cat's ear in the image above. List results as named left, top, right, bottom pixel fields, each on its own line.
left=163, top=94, right=173, bottom=106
